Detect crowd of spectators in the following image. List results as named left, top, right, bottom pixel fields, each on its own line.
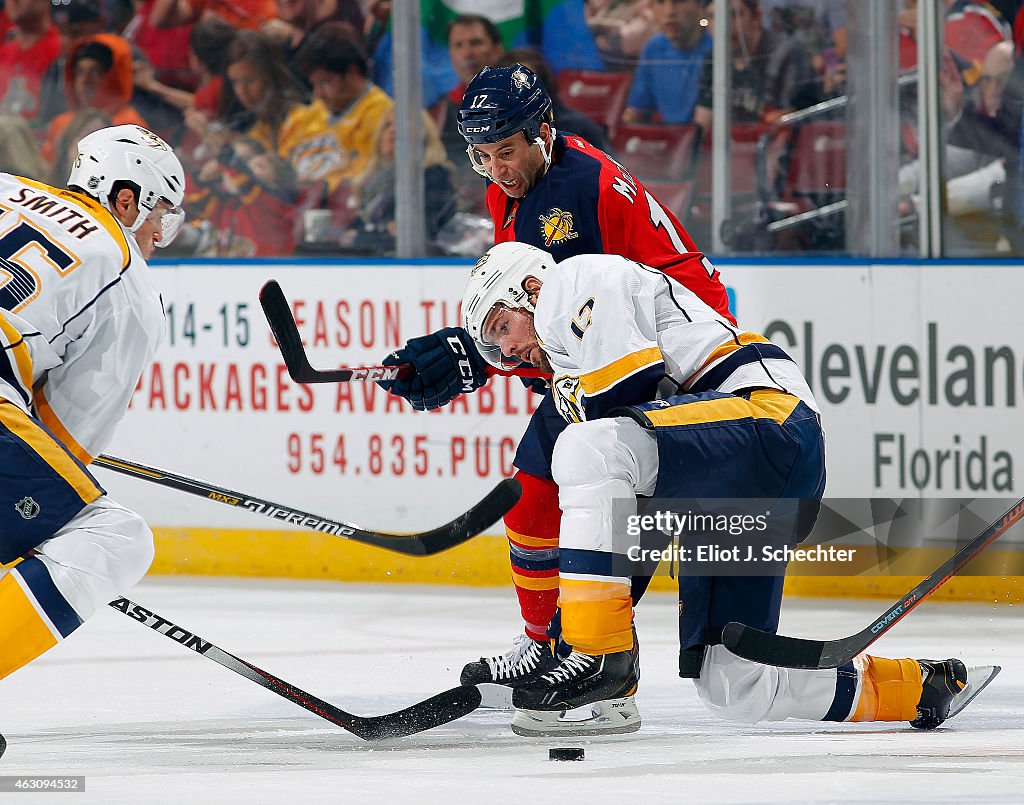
left=0, top=0, right=1020, bottom=256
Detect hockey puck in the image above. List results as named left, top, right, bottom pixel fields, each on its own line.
left=0, top=733, right=6, bottom=760
left=549, top=747, right=585, bottom=761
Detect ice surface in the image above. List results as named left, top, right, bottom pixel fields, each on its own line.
left=0, top=578, right=1020, bottom=804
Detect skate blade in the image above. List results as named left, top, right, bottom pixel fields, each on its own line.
left=510, top=696, right=641, bottom=737
left=947, top=664, right=1001, bottom=720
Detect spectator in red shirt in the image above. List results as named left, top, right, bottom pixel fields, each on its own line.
left=0, top=0, right=62, bottom=120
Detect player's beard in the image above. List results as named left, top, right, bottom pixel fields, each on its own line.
left=536, top=349, right=553, bottom=375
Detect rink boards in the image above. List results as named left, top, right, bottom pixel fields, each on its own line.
left=100, top=258, right=1024, bottom=601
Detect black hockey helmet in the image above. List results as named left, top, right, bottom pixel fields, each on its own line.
left=457, top=64, right=554, bottom=146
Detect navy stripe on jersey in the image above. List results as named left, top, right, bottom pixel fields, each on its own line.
left=824, top=661, right=859, bottom=721
left=688, top=344, right=794, bottom=394
left=0, top=341, right=31, bottom=407
left=46, top=270, right=131, bottom=347
left=584, top=362, right=665, bottom=420
left=560, top=547, right=622, bottom=577
left=14, top=555, right=84, bottom=638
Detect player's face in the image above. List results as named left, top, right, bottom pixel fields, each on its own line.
left=482, top=305, right=549, bottom=371
left=129, top=200, right=177, bottom=260
left=471, top=128, right=549, bottom=198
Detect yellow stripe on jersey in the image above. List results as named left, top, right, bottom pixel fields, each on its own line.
left=0, top=310, right=35, bottom=391
left=0, top=400, right=101, bottom=494
left=686, top=332, right=772, bottom=383
left=642, top=389, right=800, bottom=428
left=580, top=347, right=663, bottom=396
left=31, top=390, right=94, bottom=465
left=0, top=572, right=60, bottom=680
left=17, top=177, right=131, bottom=270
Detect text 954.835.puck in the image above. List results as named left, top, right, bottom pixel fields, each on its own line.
left=549, top=747, right=585, bottom=761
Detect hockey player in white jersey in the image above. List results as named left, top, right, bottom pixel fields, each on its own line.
left=0, top=125, right=184, bottom=692
left=461, top=241, right=998, bottom=737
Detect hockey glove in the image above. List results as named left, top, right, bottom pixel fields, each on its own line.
left=378, top=327, right=489, bottom=410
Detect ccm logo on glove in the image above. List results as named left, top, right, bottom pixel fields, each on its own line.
left=446, top=335, right=478, bottom=393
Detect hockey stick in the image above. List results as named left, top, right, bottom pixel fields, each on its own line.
left=260, top=279, right=413, bottom=383
left=722, top=496, right=1024, bottom=669
left=94, top=454, right=520, bottom=557
left=259, top=279, right=550, bottom=384
left=108, top=597, right=482, bottom=740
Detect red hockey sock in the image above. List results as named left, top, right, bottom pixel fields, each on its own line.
left=504, top=471, right=561, bottom=641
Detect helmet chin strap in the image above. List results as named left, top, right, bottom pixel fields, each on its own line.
left=536, top=126, right=557, bottom=173
left=127, top=207, right=149, bottom=233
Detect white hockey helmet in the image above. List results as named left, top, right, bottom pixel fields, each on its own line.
left=68, top=124, right=186, bottom=247
left=462, top=241, right=552, bottom=368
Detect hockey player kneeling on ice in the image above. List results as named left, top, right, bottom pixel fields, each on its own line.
left=0, top=126, right=185, bottom=691
left=460, top=241, right=997, bottom=737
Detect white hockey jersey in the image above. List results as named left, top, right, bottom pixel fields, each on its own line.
left=0, top=175, right=164, bottom=463
left=533, top=254, right=818, bottom=424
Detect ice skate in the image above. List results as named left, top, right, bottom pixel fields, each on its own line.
left=509, top=639, right=641, bottom=736
left=460, top=633, right=560, bottom=688
left=909, top=660, right=1001, bottom=728
left=910, top=658, right=999, bottom=729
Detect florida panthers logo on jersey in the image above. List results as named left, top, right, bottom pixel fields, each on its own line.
left=539, top=208, right=579, bottom=247
left=551, top=375, right=585, bottom=423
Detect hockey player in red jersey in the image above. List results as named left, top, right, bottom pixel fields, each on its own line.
left=0, top=126, right=185, bottom=730
left=379, top=64, right=732, bottom=735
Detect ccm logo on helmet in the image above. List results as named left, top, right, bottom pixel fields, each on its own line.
left=464, top=125, right=491, bottom=133
left=447, top=335, right=477, bottom=392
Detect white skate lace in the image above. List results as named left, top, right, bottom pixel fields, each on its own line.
left=541, top=651, right=598, bottom=685
left=486, top=634, right=546, bottom=681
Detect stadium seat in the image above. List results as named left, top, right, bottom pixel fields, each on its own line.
left=761, top=120, right=846, bottom=208
left=611, top=123, right=701, bottom=183
left=556, top=70, right=632, bottom=139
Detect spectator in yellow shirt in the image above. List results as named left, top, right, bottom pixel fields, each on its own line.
left=294, top=21, right=393, bottom=182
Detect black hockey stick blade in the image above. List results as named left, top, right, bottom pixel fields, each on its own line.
left=260, top=279, right=412, bottom=384
left=109, top=597, right=482, bottom=740
left=95, top=454, right=521, bottom=557
left=722, top=496, right=1024, bottom=669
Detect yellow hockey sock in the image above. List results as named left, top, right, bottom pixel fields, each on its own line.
left=0, top=571, right=61, bottom=680
left=559, top=578, right=634, bottom=655
left=849, top=655, right=923, bottom=722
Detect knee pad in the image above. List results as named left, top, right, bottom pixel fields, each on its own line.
left=693, top=644, right=781, bottom=723
left=552, top=418, right=655, bottom=491
left=35, top=496, right=154, bottom=618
